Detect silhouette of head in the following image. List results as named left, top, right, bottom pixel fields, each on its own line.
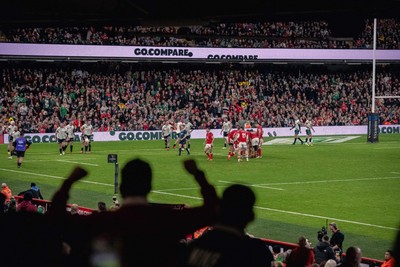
left=344, top=246, right=362, bottom=267
left=120, top=159, right=152, bottom=198
left=220, top=184, right=255, bottom=229
left=23, top=191, right=33, bottom=201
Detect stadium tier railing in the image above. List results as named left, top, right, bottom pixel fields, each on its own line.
left=14, top=195, right=95, bottom=215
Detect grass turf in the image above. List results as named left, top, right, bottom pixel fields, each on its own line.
left=1, top=134, right=399, bottom=260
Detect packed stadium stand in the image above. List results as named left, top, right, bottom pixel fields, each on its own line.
left=1, top=19, right=399, bottom=49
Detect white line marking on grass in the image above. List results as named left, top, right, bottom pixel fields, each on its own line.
left=0, top=168, right=112, bottom=186
left=218, top=180, right=284, bottom=191
left=152, top=190, right=202, bottom=200
left=254, top=206, right=399, bottom=231
left=56, top=160, right=99, bottom=166
left=156, top=185, right=226, bottom=192
left=374, top=147, right=400, bottom=150
left=391, top=172, right=400, bottom=174
left=256, top=176, right=400, bottom=186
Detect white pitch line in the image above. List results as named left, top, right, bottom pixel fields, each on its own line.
left=256, top=176, right=400, bottom=186
left=56, top=159, right=99, bottom=166
left=255, top=206, right=399, bottom=231
left=156, top=184, right=226, bottom=192
left=391, top=172, right=400, bottom=174
left=0, top=168, right=111, bottom=186
left=152, top=190, right=202, bottom=200
left=373, top=147, right=400, bottom=150
left=218, top=180, right=284, bottom=191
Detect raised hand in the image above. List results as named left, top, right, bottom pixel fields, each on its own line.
left=67, top=166, right=89, bottom=183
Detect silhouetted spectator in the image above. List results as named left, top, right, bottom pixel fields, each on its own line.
left=0, top=193, right=6, bottom=213
left=97, top=201, right=107, bottom=212
left=339, top=246, right=361, bottom=267
left=16, top=191, right=37, bottom=213
left=49, top=159, right=219, bottom=267
left=183, top=184, right=274, bottom=267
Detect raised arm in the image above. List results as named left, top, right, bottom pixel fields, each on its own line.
left=183, top=160, right=219, bottom=208
left=49, top=166, right=88, bottom=216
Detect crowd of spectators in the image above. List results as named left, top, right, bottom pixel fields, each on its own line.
left=1, top=18, right=399, bottom=49
left=1, top=62, right=399, bottom=133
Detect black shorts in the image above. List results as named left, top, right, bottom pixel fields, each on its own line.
left=16, top=151, right=25, bottom=157
left=223, top=132, right=229, bottom=137
left=57, top=138, right=65, bottom=144
left=8, top=136, right=14, bottom=142
left=83, top=135, right=92, bottom=142
left=67, top=137, right=74, bottom=142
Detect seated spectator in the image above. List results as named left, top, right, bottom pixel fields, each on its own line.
left=97, top=201, right=107, bottom=212
left=182, top=184, right=274, bottom=267
left=1, top=182, right=13, bottom=203
left=285, top=236, right=315, bottom=267
left=273, top=245, right=288, bottom=263
left=49, top=159, right=219, bottom=267
left=314, top=235, right=336, bottom=264
left=37, top=205, right=46, bottom=214
left=16, top=191, right=37, bottom=212
left=381, top=250, right=395, bottom=267
left=7, top=197, right=17, bottom=213
left=70, top=204, right=80, bottom=215
left=324, top=259, right=337, bottom=267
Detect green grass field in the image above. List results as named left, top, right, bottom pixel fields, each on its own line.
left=1, top=134, right=400, bottom=260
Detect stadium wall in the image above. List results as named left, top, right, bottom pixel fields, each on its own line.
left=3, top=125, right=399, bottom=144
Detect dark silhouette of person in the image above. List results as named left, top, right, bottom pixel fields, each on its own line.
left=49, top=158, right=219, bottom=267
left=339, top=246, right=362, bottom=267
left=183, top=184, right=274, bottom=267
left=18, top=182, right=44, bottom=200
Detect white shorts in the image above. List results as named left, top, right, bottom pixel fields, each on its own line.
left=204, top=144, right=212, bottom=150
left=238, top=142, right=247, bottom=150
left=251, top=138, right=259, bottom=146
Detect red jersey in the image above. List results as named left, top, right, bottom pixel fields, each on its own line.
left=227, top=129, right=238, bottom=143
left=235, top=130, right=248, bottom=143
left=256, top=126, right=263, bottom=139
left=250, top=131, right=258, bottom=139
left=205, top=132, right=214, bottom=144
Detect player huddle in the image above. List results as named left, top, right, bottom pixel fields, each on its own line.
left=162, top=117, right=265, bottom=162
left=225, top=124, right=264, bottom=162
